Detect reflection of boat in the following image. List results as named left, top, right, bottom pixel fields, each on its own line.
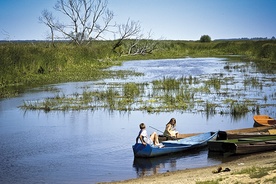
left=133, top=155, right=172, bottom=176
left=208, top=135, right=276, bottom=155
left=253, top=115, right=276, bottom=127
left=133, top=132, right=217, bottom=158
left=133, top=148, right=212, bottom=177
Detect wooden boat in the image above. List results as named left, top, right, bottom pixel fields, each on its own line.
left=159, top=126, right=275, bottom=142
left=225, top=126, right=274, bottom=134
left=225, top=126, right=274, bottom=138
left=253, top=115, right=276, bottom=127
left=226, top=141, right=276, bottom=155
left=208, top=135, right=276, bottom=155
left=133, top=132, right=217, bottom=158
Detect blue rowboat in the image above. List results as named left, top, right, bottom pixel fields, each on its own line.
left=133, top=131, right=218, bottom=157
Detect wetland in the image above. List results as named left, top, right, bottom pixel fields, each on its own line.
left=20, top=57, right=276, bottom=118
left=1, top=57, right=276, bottom=183
left=1, top=40, right=276, bottom=183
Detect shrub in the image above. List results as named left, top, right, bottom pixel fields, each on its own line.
left=200, top=35, right=211, bottom=42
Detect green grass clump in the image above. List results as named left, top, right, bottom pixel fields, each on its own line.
left=204, top=77, right=222, bottom=91
left=196, top=179, right=221, bottom=184
left=234, top=166, right=276, bottom=179
left=123, top=83, right=142, bottom=98
left=152, top=77, right=181, bottom=91
left=265, top=176, right=276, bottom=183
left=230, top=102, right=249, bottom=116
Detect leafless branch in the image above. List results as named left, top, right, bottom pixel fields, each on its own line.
left=40, top=0, right=113, bottom=45
left=113, top=19, right=141, bottom=51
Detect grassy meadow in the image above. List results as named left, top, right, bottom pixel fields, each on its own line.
left=1, top=39, right=276, bottom=99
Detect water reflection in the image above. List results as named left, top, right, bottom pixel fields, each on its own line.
left=133, top=147, right=221, bottom=177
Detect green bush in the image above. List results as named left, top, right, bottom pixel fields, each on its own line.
left=258, top=43, right=276, bottom=59
left=200, top=35, right=211, bottom=42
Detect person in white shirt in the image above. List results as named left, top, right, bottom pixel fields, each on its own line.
left=136, top=123, right=162, bottom=147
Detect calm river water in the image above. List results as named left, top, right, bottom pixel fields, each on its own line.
left=0, top=58, right=275, bottom=183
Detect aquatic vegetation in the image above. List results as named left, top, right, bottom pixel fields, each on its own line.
left=230, top=102, right=249, bottom=116
left=243, top=76, right=261, bottom=89
left=205, top=101, right=217, bottom=115
left=152, top=77, right=181, bottom=91
left=204, top=77, right=222, bottom=91
left=123, top=82, right=142, bottom=98
left=20, top=62, right=275, bottom=119
left=18, top=54, right=276, bottom=119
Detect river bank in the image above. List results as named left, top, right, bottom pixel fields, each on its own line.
left=103, top=151, right=276, bottom=184
left=1, top=40, right=276, bottom=99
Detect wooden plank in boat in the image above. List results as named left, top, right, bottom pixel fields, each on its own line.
left=265, top=140, right=276, bottom=144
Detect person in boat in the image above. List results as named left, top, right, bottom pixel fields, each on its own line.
left=136, top=123, right=163, bottom=147
left=163, top=118, right=179, bottom=138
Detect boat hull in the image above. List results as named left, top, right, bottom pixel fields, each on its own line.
left=208, top=135, right=276, bottom=155
left=132, top=143, right=191, bottom=157
left=235, top=141, right=276, bottom=154
left=133, top=132, right=217, bottom=158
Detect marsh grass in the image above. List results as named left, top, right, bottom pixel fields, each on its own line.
left=205, top=101, right=217, bottom=115
left=205, top=77, right=222, bottom=91
left=2, top=40, right=276, bottom=98
left=230, top=102, right=249, bottom=115
left=20, top=65, right=274, bottom=118
left=243, top=76, right=262, bottom=89
left=123, top=83, right=142, bottom=98
left=152, top=77, right=181, bottom=91
left=16, top=46, right=275, bottom=117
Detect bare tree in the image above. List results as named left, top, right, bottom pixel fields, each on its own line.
left=113, top=19, right=141, bottom=51
left=113, top=21, right=158, bottom=56
left=39, top=0, right=114, bottom=45
left=113, top=19, right=141, bottom=52
left=39, top=10, right=56, bottom=46
left=127, top=30, right=158, bottom=55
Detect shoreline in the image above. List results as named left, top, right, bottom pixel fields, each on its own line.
left=100, top=151, right=276, bottom=184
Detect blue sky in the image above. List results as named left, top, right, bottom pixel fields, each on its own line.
left=0, top=0, right=275, bottom=40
